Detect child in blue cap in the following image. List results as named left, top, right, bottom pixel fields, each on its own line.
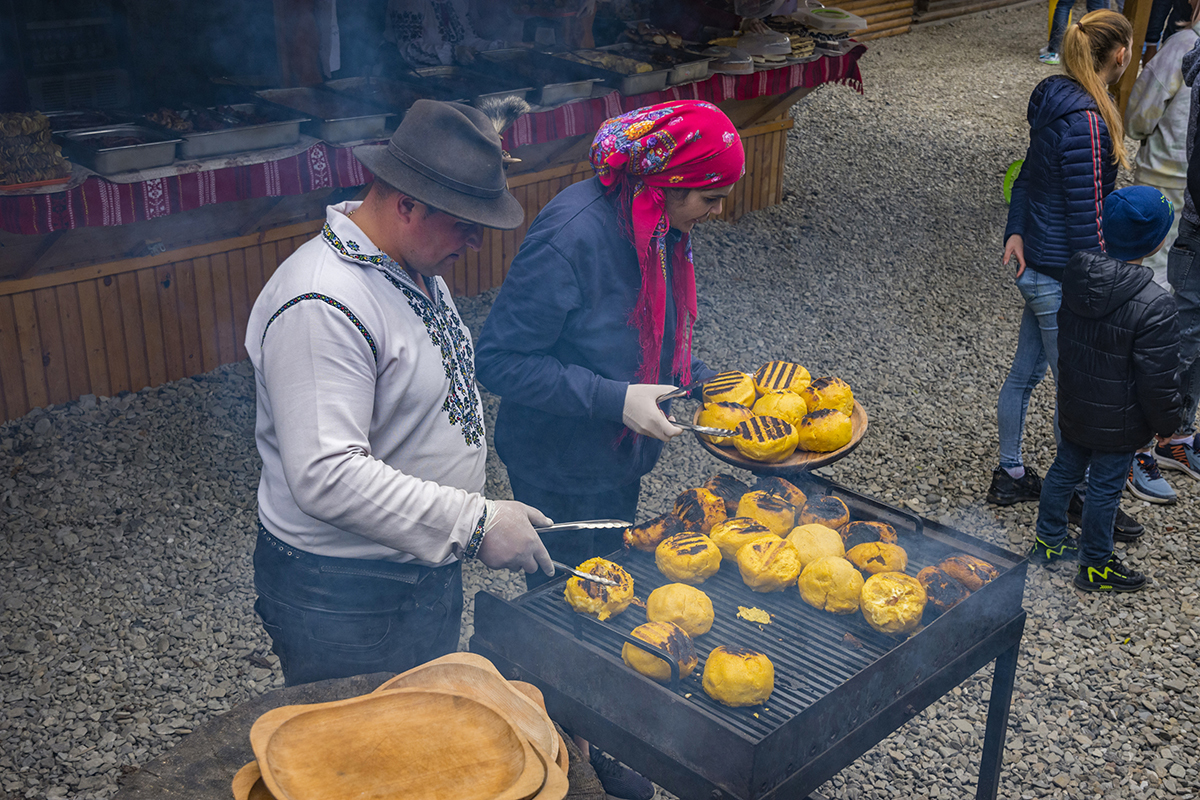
left=1031, top=186, right=1183, bottom=592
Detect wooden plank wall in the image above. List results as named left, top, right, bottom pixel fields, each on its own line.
left=0, top=121, right=790, bottom=423
left=837, top=0, right=915, bottom=39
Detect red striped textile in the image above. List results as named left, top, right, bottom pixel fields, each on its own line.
left=503, top=46, right=866, bottom=149
left=0, top=140, right=372, bottom=236
left=0, top=47, right=865, bottom=235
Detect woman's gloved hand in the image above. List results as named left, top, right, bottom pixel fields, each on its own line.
left=622, top=384, right=685, bottom=441
left=477, top=499, right=555, bottom=575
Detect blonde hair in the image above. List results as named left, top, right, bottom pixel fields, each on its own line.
left=1062, top=9, right=1132, bottom=169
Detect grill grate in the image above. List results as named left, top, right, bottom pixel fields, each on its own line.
left=510, top=482, right=989, bottom=742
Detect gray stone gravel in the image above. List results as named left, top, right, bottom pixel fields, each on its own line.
left=3, top=5, right=1200, bottom=799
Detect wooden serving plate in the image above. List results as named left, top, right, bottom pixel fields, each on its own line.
left=257, top=688, right=544, bottom=800
left=231, top=761, right=276, bottom=800
left=692, top=402, right=869, bottom=476
left=510, top=680, right=568, bottom=774
left=374, top=653, right=559, bottom=762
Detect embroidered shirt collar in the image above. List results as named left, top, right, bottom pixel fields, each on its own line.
left=323, top=201, right=433, bottom=299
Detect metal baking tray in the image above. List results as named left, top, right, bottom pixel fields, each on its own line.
left=43, top=109, right=137, bottom=132
left=323, top=76, right=428, bottom=117
left=255, top=87, right=394, bottom=144
left=599, top=42, right=712, bottom=85
left=56, top=125, right=182, bottom=174
left=396, top=65, right=533, bottom=105
left=150, top=104, right=310, bottom=160
left=477, top=49, right=602, bottom=106
left=543, top=49, right=670, bottom=96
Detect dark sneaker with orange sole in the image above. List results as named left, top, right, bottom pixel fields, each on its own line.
left=1074, top=555, right=1147, bottom=593
left=1155, top=437, right=1200, bottom=481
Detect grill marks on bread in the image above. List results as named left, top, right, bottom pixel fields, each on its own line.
left=737, top=416, right=794, bottom=443
left=755, top=361, right=802, bottom=391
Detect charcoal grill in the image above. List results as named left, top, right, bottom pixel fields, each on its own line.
left=471, top=476, right=1026, bottom=800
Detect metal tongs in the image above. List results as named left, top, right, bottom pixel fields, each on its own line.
left=655, top=381, right=740, bottom=438
left=551, top=561, right=619, bottom=586
left=534, top=520, right=632, bottom=586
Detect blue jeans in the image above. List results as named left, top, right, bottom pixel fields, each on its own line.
left=1167, top=217, right=1200, bottom=436
left=997, top=268, right=1062, bottom=470
left=1036, top=439, right=1133, bottom=566
left=510, top=474, right=640, bottom=591
left=1048, top=0, right=1111, bottom=52
left=253, top=525, right=463, bottom=686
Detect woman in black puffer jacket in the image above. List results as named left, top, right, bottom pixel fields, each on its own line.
left=988, top=10, right=1135, bottom=508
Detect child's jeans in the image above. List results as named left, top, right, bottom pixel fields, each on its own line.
left=1036, top=438, right=1134, bottom=566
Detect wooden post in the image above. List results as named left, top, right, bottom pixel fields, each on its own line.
left=1115, top=0, right=1152, bottom=115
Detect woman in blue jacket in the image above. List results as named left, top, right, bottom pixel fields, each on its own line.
left=991, top=11, right=1139, bottom=517
left=476, top=101, right=744, bottom=585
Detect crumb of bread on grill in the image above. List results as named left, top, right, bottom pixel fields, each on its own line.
left=685, top=693, right=692, bottom=698
left=753, top=712, right=760, bottom=718
left=631, top=596, right=646, bottom=609
left=841, top=632, right=863, bottom=649
left=736, top=606, right=771, bottom=624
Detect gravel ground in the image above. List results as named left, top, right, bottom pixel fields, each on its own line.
left=4, top=5, right=1200, bottom=799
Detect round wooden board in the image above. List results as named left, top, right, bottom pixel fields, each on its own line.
left=692, top=402, right=869, bottom=476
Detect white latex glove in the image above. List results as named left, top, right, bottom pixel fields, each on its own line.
left=622, top=384, right=685, bottom=441
left=477, top=499, right=555, bottom=575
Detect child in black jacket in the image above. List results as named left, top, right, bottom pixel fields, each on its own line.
left=1032, top=186, right=1183, bottom=592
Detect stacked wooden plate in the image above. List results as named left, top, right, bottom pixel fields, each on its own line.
left=232, top=653, right=569, bottom=800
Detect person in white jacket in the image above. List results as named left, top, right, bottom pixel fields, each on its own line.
left=246, top=99, right=552, bottom=686
left=1126, top=3, right=1200, bottom=286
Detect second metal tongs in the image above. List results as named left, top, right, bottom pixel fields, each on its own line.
left=654, top=383, right=740, bottom=438
left=534, top=520, right=631, bottom=586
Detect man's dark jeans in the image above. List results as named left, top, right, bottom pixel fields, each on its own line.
left=253, top=525, right=463, bottom=686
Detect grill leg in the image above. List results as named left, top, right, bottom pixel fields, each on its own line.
left=976, top=640, right=1020, bottom=800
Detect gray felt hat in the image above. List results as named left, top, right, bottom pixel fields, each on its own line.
left=353, top=99, right=524, bottom=230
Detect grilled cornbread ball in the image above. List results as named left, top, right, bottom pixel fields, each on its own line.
left=646, top=583, right=715, bottom=636
left=733, top=416, right=800, bottom=463
left=622, top=622, right=698, bottom=683
left=753, top=476, right=807, bottom=509
left=673, top=488, right=727, bottom=534
left=564, top=558, right=634, bottom=621
left=839, top=520, right=899, bottom=550
left=703, top=371, right=758, bottom=407
left=696, top=402, right=755, bottom=446
left=736, top=534, right=803, bottom=592
left=916, top=566, right=971, bottom=614
left=786, top=523, right=846, bottom=567
left=798, top=496, right=850, bottom=530
left=656, top=532, right=722, bottom=584
left=939, top=554, right=998, bottom=591
left=624, top=512, right=689, bottom=552
left=796, top=408, right=853, bottom=453
left=753, top=360, right=812, bottom=395
left=797, top=555, right=865, bottom=614
left=736, top=490, right=797, bottom=536
left=800, top=376, right=854, bottom=416
left=847, top=541, right=909, bottom=575
left=702, top=646, right=775, bottom=706
left=860, top=572, right=927, bottom=634
left=702, top=473, right=750, bottom=514
left=752, top=391, right=808, bottom=428
left=709, top=517, right=773, bottom=560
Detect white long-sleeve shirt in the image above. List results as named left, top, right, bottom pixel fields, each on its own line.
left=245, top=201, right=487, bottom=565
left=1127, top=26, right=1200, bottom=191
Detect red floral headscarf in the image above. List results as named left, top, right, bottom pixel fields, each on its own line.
left=590, top=100, right=745, bottom=387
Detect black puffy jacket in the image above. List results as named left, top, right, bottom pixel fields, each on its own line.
left=1058, top=250, right=1182, bottom=451
left=1005, top=76, right=1117, bottom=282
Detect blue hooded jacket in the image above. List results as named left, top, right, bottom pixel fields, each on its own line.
left=1004, top=75, right=1118, bottom=282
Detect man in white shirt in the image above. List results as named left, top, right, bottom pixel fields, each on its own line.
left=246, top=99, right=552, bottom=685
